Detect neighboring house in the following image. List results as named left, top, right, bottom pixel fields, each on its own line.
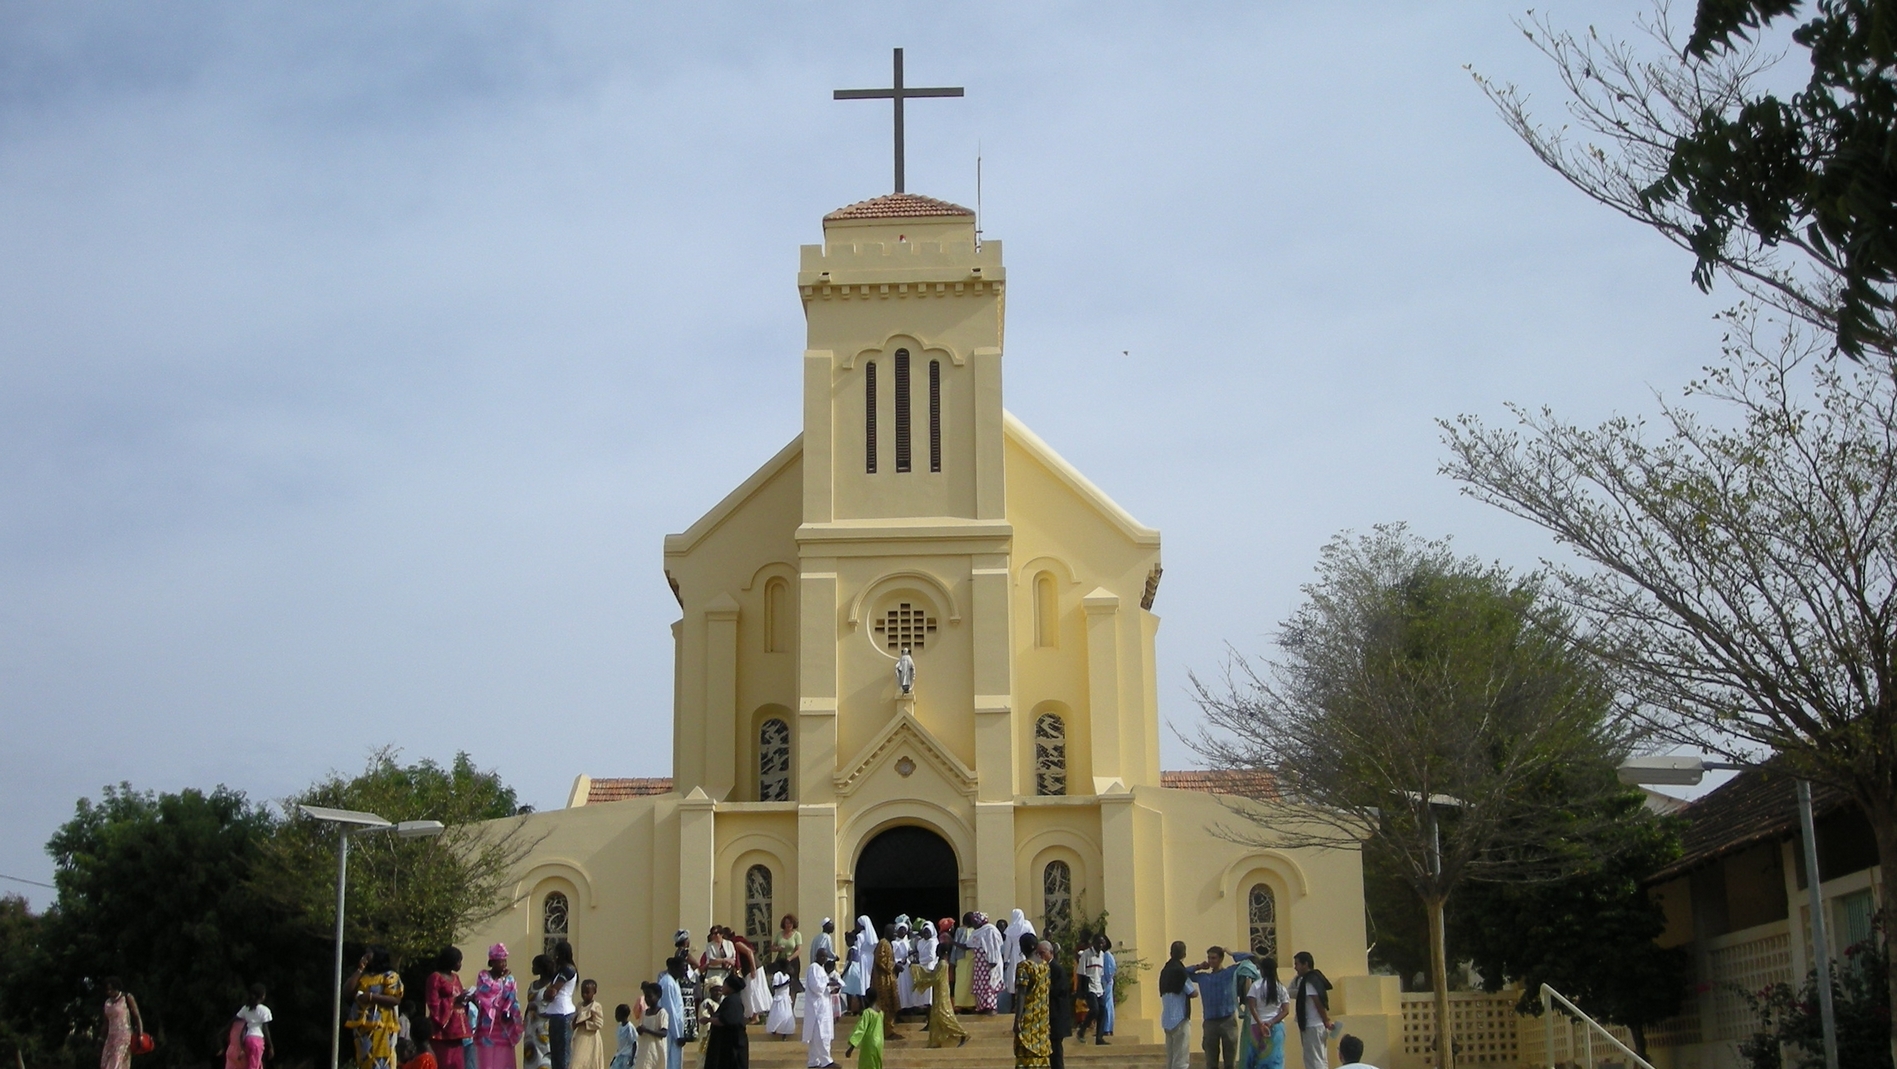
left=1640, top=767, right=1883, bottom=1069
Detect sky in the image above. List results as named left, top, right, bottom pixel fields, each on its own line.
left=0, top=2, right=1742, bottom=906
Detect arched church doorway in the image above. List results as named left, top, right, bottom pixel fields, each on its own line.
left=853, top=825, right=959, bottom=935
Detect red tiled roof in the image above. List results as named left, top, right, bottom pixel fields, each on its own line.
left=1646, top=764, right=1851, bottom=884
left=586, top=777, right=675, bottom=804
left=1160, top=769, right=1278, bottom=798
left=824, top=193, right=974, bottom=221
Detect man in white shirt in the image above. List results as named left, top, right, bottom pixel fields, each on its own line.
left=1075, top=936, right=1107, bottom=1045
left=1157, top=942, right=1198, bottom=1069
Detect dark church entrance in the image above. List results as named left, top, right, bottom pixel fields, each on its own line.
left=853, top=825, right=959, bottom=936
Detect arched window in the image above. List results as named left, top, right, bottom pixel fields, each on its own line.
left=1034, top=572, right=1058, bottom=648
left=759, top=718, right=791, bottom=801
left=1248, top=883, right=1277, bottom=958
left=765, top=578, right=790, bottom=653
left=1042, top=860, right=1073, bottom=933
left=928, top=359, right=942, bottom=473
left=1034, top=712, right=1067, bottom=796
left=894, top=349, right=912, bottom=472
left=745, top=864, right=773, bottom=940
left=865, top=361, right=878, bottom=473
left=542, top=891, right=570, bottom=957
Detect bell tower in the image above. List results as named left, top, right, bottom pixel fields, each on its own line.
left=796, top=193, right=1006, bottom=526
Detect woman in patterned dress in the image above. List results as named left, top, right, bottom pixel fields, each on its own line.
left=969, top=914, right=1004, bottom=1014
left=100, top=977, right=142, bottom=1069
left=472, top=944, right=524, bottom=1069
left=522, top=955, right=554, bottom=1069
left=347, top=947, right=405, bottom=1069
left=428, top=948, right=473, bottom=1069
left=1010, top=936, right=1050, bottom=1069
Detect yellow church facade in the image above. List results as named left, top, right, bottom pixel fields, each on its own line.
left=463, top=192, right=1404, bottom=1062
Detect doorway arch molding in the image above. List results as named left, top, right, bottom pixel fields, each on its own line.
left=840, top=799, right=975, bottom=880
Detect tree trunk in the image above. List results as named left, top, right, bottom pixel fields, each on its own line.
left=1425, top=892, right=1454, bottom=1069
left=1868, top=800, right=1897, bottom=1069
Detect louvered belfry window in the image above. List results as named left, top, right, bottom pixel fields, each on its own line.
left=928, top=359, right=941, bottom=473
left=874, top=601, right=937, bottom=651
left=894, top=349, right=912, bottom=472
left=865, top=361, right=878, bottom=473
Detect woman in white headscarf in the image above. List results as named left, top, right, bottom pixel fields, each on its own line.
left=1000, top=909, right=1036, bottom=1015
left=969, top=914, right=1004, bottom=1014
left=892, top=917, right=916, bottom=1015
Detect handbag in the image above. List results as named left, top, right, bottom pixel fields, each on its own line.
left=130, top=1033, right=156, bottom=1056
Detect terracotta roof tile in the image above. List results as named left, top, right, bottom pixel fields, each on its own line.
left=824, top=193, right=974, bottom=222
left=586, top=777, right=674, bottom=804
left=1646, top=764, right=1851, bottom=884
left=1160, top=769, right=1278, bottom=798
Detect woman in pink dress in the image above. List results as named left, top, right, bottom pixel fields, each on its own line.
left=472, top=944, right=524, bottom=1069
left=428, top=948, right=474, bottom=1069
left=100, top=977, right=142, bottom=1069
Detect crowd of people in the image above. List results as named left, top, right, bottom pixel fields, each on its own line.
left=91, top=913, right=1380, bottom=1069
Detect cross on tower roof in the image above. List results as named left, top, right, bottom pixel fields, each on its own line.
left=833, top=48, right=963, bottom=194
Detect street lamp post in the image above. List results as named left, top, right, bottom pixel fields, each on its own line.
left=300, top=806, right=446, bottom=1069
left=1617, top=757, right=1839, bottom=1069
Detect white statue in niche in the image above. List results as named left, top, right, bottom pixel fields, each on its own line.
left=895, top=647, right=916, bottom=694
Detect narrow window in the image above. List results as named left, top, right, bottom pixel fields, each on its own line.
left=1042, top=861, right=1073, bottom=933
left=1034, top=572, right=1058, bottom=648
left=1034, top=712, right=1067, bottom=796
left=928, top=359, right=941, bottom=473
left=764, top=578, right=790, bottom=653
left=542, top=891, right=571, bottom=957
left=759, top=717, right=791, bottom=801
left=894, top=348, right=912, bottom=472
left=1248, top=883, right=1277, bottom=958
left=865, top=362, right=878, bottom=473
left=745, top=865, right=774, bottom=940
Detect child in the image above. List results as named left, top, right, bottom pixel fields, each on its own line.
left=843, top=990, right=883, bottom=1069
left=398, top=1037, right=438, bottom=1069
left=609, top=1005, right=634, bottom=1069
left=632, top=982, right=669, bottom=1069
left=572, top=980, right=608, bottom=1069
left=234, top=983, right=274, bottom=1069
left=765, top=963, right=795, bottom=1039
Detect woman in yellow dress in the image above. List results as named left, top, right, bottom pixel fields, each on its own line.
left=869, top=933, right=900, bottom=1041
left=909, top=925, right=967, bottom=1048
left=1010, top=936, right=1050, bottom=1069
left=346, top=947, right=404, bottom=1069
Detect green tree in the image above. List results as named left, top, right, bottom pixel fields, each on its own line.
left=1443, top=313, right=1897, bottom=1068
left=0, top=894, right=48, bottom=1065
left=251, top=749, right=535, bottom=970
left=28, top=785, right=312, bottom=1069
left=1475, top=1, right=1897, bottom=358
left=1449, top=788, right=1690, bottom=1057
left=1189, top=526, right=1637, bottom=1069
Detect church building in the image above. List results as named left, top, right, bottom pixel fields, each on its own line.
left=464, top=190, right=1403, bottom=1058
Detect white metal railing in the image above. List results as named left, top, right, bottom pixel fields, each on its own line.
left=1539, top=984, right=1655, bottom=1069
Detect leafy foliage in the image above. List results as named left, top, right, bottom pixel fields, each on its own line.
left=1190, top=526, right=1639, bottom=1066
left=1475, top=1, right=1897, bottom=358
left=27, top=785, right=319, bottom=1069
left=1450, top=789, right=1690, bottom=1055
left=251, top=749, right=534, bottom=971
left=1443, top=309, right=1897, bottom=1065
left=1738, top=933, right=1894, bottom=1069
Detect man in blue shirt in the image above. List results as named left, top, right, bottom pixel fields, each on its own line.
left=1185, top=946, right=1254, bottom=1069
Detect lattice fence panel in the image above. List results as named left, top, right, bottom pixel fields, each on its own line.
left=1707, top=931, right=1791, bottom=1042
left=1400, top=991, right=1523, bottom=1065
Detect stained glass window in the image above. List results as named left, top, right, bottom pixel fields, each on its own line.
left=1248, top=883, right=1277, bottom=959
left=746, top=865, right=773, bottom=941
left=1034, top=712, right=1066, bottom=796
left=1043, top=861, right=1072, bottom=933
left=542, top=891, right=570, bottom=957
left=759, top=718, right=791, bottom=801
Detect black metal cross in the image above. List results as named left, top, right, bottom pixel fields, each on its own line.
left=834, top=48, right=963, bottom=194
